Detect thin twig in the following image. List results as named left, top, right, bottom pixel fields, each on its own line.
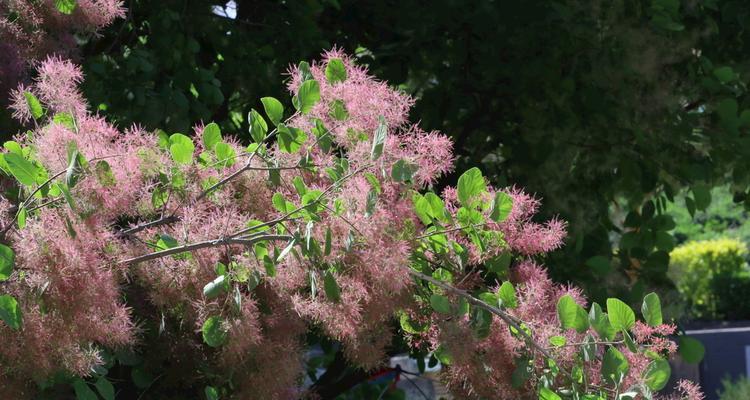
left=117, top=215, right=181, bottom=238
left=119, top=234, right=292, bottom=265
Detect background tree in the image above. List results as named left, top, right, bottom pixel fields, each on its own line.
left=52, top=0, right=750, bottom=304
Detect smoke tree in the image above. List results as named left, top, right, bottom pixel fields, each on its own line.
left=0, top=49, right=704, bottom=400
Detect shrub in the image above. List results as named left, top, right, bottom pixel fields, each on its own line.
left=669, top=238, right=749, bottom=319
left=718, top=376, right=750, bottom=400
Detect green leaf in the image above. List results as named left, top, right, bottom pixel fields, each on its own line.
left=202, top=316, right=227, bottom=347
left=272, top=193, right=288, bottom=213
left=60, top=184, right=78, bottom=213
left=607, top=298, right=636, bottom=331
left=601, top=347, right=629, bottom=385
left=644, top=358, right=671, bottom=391
left=489, top=191, right=513, bottom=222
left=430, top=294, right=452, bottom=314
left=202, top=122, right=222, bottom=151
left=53, top=112, right=76, bottom=130
left=94, top=377, right=115, bottom=400
left=391, top=159, right=418, bottom=182
left=0, top=244, right=14, bottom=281
left=399, top=312, right=426, bottom=334
left=713, top=66, right=735, bottom=84
left=131, top=366, right=152, bottom=389
left=17, top=206, right=26, bottom=229
left=205, top=386, right=220, bottom=400
left=0, top=294, right=21, bottom=330
left=487, top=252, right=512, bottom=276
left=294, top=80, right=320, bottom=114
left=457, top=167, right=486, bottom=206
left=585, top=255, right=611, bottom=276
left=323, top=271, right=341, bottom=302
left=276, top=237, right=297, bottom=263
left=511, top=357, right=532, bottom=388
left=156, top=234, right=179, bottom=250
left=498, top=281, right=518, bottom=309
left=692, top=185, right=711, bottom=211
left=169, top=133, right=195, bottom=164
left=539, top=387, right=562, bottom=400
left=72, top=379, right=97, bottom=400
left=54, top=0, right=77, bottom=14
left=248, top=109, right=268, bottom=144
left=298, top=61, right=313, bottom=81
left=5, top=153, right=39, bottom=186
left=324, top=228, right=332, bottom=256
left=412, top=194, right=432, bottom=225
left=433, top=345, right=452, bottom=365
left=581, top=333, right=598, bottom=362
left=329, top=99, right=349, bottom=121
left=3, top=141, right=22, bottom=155
left=277, top=124, right=308, bottom=153
left=313, top=119, right=332, bottom=153
left=94, top=160, right=116, bottom=187
left=66, top=148, right=85, bottom=188
left=622, top=329, right=637, bottom=352
left=678, top=336, right=705, bottom=364
left=548, top=335, right=567, bottom=347
left=23, top=91, right=44, bottom=120
left=203, top=275, right=227, bottom=299
left=325, top=58, right=347, bottom=84
left=642, top=292, right=663, bottom=327
left=557, top=294, right=589, bottom=333
left=214, top=143, right=236, bottom=167
left=260, top=97, right=284, bottom=126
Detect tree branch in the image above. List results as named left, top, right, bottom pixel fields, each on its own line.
left=119, top=233, right=292, bottom=265
left=407, top=268, right=564, bottom=370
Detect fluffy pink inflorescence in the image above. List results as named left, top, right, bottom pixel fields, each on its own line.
left=0, top=0, right=125, bottom=99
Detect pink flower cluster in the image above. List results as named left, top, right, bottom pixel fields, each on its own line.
left=0, top=0, right=124, bottom=99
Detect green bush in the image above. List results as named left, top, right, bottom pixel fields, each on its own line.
left=669, top=238, right=750, bottom=319
left=718, top=376, right=750, bottom=400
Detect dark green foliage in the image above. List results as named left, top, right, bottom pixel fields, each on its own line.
left=66, top=0, right=750, bottom=304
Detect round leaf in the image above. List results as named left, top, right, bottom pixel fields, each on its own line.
left=202, top=316, right=228, bottom=347
left=607, top=298, right=635, bottom=331
left=678, top=336, right=705, bottom=364
left=205, top=386, right=219, bottom=400
left=642, top=292, right=663, bottom=327
left=94, top=377, right=115, bottom=400
left=72, top=379, right=98, bottom=400
left=294, top=80, right=320, bottom=114
left=498, top=281, right=518, bottom=309
left=168, top=133, right=195, bottom=164
left=0, top=294, right=22, bottom=330
left=539, top=387, right=562, bottom=400
left=430, top=294, right=452, bottom=314
left=557, top=294, right=589, bottom=333
left=260, top=97, right=284, bottom=126
left=601, top=347, right=630, bottom=385
left=323, top=271, right=341, bottom=303
left=644, top=358, right=671, bottom=391
left=4, top=153, right=39, bottom=186
left=0, top=244, right=14, bottom=281
left=202, top=122, right=222, bottom=151
left=490, top=191, right=513, bottom=222
left=457, top=167, right=486, bottom=206
left=54, top=0, right=77, bottom=14
left=325, top=58, right=347, bottom=84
